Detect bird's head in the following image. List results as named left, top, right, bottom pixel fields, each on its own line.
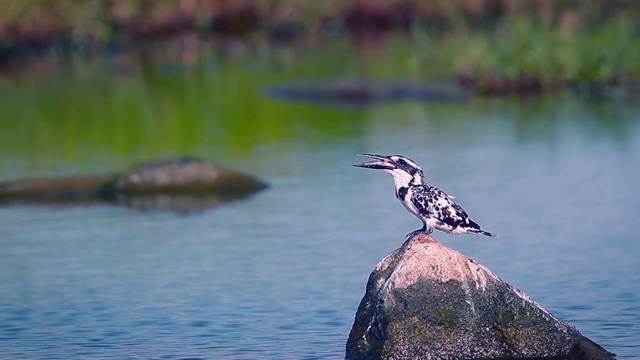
left=353, top=153, right=424, bottom=187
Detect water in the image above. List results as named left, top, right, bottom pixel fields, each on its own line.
left=0, top=43, right=639, bottom=359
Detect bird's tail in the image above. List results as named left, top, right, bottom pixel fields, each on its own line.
left=470, top=228, right=497, bottom=237
left=467, top=220, right=497, bottom=237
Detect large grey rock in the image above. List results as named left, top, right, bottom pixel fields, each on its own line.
left=346, top=233, right=615, bottom=360
left=103, top=157, right=267, bottom=195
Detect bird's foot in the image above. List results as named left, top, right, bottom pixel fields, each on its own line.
left=404, top=227, right=433, bottom=240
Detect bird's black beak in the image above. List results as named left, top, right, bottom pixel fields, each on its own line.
left=353, top=153, right=397, bottom=170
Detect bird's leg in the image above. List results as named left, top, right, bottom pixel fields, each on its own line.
left=405, top=223, right=433, bottom=240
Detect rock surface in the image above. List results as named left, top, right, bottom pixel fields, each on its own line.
left=0, top=157, right=267, bottom=211
left=346, top=233, right=615, bottom=360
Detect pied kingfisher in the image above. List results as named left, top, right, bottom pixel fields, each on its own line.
left=354, top=153, right=496, bottom=237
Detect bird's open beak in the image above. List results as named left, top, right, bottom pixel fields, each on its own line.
left=353, top=153, right=397, bottom=170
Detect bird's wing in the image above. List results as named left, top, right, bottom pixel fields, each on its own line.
left=409, top=185, right=434, bottom=218
left=411, top=186, right=469, bottom=228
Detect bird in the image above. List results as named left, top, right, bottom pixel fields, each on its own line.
left=353, top=153, right=497, bottom=237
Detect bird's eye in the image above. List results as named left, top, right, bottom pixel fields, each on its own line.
left=398, top=159, right=407, bottom=166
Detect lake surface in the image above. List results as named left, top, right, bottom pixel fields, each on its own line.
left=0, top=40, right=639, bottom=359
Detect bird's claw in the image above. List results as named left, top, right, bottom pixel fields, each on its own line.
left=404, top=227, right=433, bottom=240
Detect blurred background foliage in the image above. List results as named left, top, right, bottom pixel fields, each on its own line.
left=1, top=0, right=639, bottom=88
left=1, top=0, right=638, bottom=39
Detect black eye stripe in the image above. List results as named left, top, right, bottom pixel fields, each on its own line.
left=391, top=156, right=416, bottom=169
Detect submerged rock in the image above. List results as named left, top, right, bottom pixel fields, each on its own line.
left=113, top=193, right=250, bottom=213
left=346, top=233, right=615, bottom=360
left=0, top=157, right=267, bottom=211
left=262, top=78, right=469, bottom=107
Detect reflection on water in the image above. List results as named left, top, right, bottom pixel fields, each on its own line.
left=0, top=44, right=639, bottom=359
left=114, top=193, right=256, bottom=213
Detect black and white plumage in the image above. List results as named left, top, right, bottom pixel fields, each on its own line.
left=354, top=153, right=496, bottom=237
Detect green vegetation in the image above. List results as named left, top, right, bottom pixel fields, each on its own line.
left=424, top=15, right=639, bottom=90
left=1, top=1, right=638, bottom=91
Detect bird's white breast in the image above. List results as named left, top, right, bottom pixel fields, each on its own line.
left=399, top=187, right=422, bottom=219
